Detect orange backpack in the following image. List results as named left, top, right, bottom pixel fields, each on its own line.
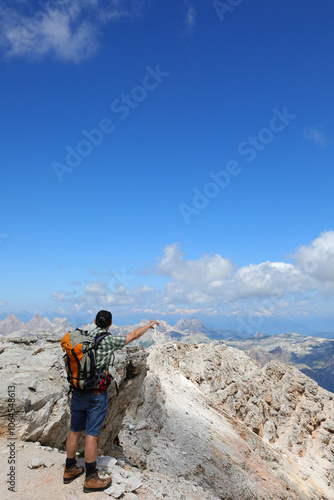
left=61, top=329, right=112, bottom=391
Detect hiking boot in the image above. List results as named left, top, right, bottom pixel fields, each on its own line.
left=63, top=464, right=85, bottom=484
left=83, top=473, right=111, bottom=493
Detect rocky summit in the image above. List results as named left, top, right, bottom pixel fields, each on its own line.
left=1, top=334, right=334, bottom=499
left=122, top=342, right=334, bottom=500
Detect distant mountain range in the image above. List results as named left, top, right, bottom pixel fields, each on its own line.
left=0, top=314, right=72, bottom=337
left=173, top=318, right=233, bottom=339
left=1, top=313, right=334, bottom=393
left=227, top=332, right=334, bottom=393
left=78, top=318, right=226, bottom=347
left=1, top=310, right=333, bottom=337
left=0, top=314, right=231, bottom=341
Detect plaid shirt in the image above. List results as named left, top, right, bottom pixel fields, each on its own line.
left=88, top=327, right=127, bottom=372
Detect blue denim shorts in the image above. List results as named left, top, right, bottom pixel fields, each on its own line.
left=70, top=390, right=108, bottom=436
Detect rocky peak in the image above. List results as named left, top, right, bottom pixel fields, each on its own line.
left=0, top=314, right=74, bottom=337
left=24, top=313, right=53, bottom=331
left=50, top=317, right=72, bottom=334
left=51, top=317, right=68, bottom=326
left=174, top=317, right=204, bottom=331
left=253, top=332, right=270, bottom=339
left=0, top=313, right=24, bottom=334
left=283, top=332, right=301, bottom=338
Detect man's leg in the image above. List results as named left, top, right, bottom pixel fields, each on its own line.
left=63, top=392, right=86, bottom=484
left=63, top=430, right=85, bottom=484
left=66, top=430, right=82, bottom=458
left=85, top=434, right=98, bottom=463
left=84, top=435, right=99, bottom=479
left=83, top=393, right=111, bottom=492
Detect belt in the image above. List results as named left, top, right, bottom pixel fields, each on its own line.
left=86, top=388, right=106, bottom=394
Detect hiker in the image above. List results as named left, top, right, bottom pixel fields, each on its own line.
left=62, top=310, right=159, bottom=493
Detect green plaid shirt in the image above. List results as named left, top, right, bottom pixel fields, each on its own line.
left=88, top=327, right=127, bottom=372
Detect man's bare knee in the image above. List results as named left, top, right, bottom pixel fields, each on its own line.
left=86, top=435, right=98, bottom=440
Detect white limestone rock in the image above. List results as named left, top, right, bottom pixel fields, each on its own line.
left=97, top=456, right=117, bottom=470
left=120, top=341, right=334, bottom=500
left=104, top=482, right=126, bottom=498
left=125, top=475, right=143, bottom=492
left=27, top=457, right=54, bottom=468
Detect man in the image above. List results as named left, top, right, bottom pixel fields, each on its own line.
left=63, top=310, right=159, bottom=493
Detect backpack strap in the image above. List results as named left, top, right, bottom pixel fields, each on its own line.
left=93, top=331, right=110, bottom=348
left=92, top=331, right=119, bottom=396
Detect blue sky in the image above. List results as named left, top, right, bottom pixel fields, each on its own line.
left=0, top=0, right=334, bottom=331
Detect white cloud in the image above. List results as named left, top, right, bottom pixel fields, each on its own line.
left=64, top=280, right=156, bottom=312
left=229, top=261, right=306, bottom=300
left=127, top=306, right=203, bottom=317
left=0, top=0, right=150, bottom=62
left=51, top=288, right=77, bottom=301
left=156, top=243, right=305, bottom=306
left=294, top=230, right=334, bottom=282
left=156, top=233, right=334, bottom=309
left=303, top=127, right=328, bottom=148
left=49, top=231, right=334, bottom=319
left=160, top=260, right=305, bottom=306
left=157, top=243, right=233, bottom=285
left=0, top=301, right=5, bottom=307
left=51, top=291, right=67, bottom=302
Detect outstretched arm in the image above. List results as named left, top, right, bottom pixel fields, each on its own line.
left=125, top=319, right=159, bottom=346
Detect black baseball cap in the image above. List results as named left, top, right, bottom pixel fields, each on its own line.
left=95, top=310, right=112, bottom=328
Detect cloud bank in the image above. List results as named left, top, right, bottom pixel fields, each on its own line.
left=51, top=230, right=334, bottom=319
